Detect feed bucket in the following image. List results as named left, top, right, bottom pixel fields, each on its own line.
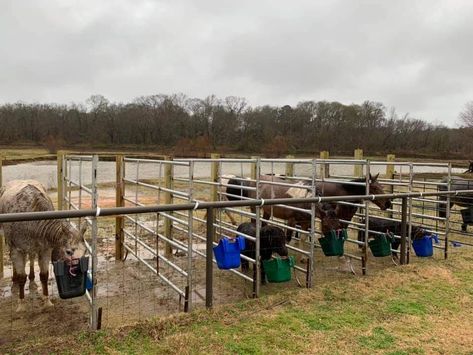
left=262, top=256, right=295, bottom=283
left=213, top=236, right=245, bottom=269
left=53, top=256, right=89, bottom=299
left=318, top=229, right=348, bottom=256
left=412, top=235, right=433, bottom=257
left=368, top=233, right=393, bottom=257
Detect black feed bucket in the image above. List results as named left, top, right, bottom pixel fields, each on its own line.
left=319, top=229, right=348, bottom=256
left=53, top=256, right=89, bottom=299
left=368, top=233, right=393, bottom=257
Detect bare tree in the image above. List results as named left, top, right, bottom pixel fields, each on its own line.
left=459, top=101, right=473, bottom=127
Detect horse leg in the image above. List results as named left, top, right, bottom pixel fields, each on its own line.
left=225, top=209, right=238, bottom=226
left=38, top=251, right=53, bottom=308
left=250, top=206, right=257, bottom=225
left=28, top=254, right=38, bottom=291
left=11, top=249, right=27, bottom=312
left=260, top=262, right=267, bottom=285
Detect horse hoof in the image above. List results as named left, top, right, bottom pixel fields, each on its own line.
left=43, top=297, right=54, bottom=308
left=16, top=302, right=26, bottom=313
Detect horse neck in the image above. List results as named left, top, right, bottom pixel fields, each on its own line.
left=37, top=219, right=69, bottom=247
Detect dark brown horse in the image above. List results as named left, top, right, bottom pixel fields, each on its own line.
left=226, top=175, right=341, bottom=238
left=316, top=173, right=392, bottom=228
left=226, top=174, right=391, bottom=236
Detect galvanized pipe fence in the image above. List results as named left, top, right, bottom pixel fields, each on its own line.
left=2, top=152, right=473, bottom=331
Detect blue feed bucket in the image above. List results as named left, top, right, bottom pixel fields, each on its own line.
left=213, top=236, right=245, bottom=269
left=412, top=235, right=434, bottom=257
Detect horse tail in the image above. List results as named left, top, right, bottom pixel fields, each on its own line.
left=226, top=178, right=249, bottom=201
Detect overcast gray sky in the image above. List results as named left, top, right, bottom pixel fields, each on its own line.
left=1, top=0, right=472, bottom=126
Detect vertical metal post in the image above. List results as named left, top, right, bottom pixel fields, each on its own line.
left=186, top=161, right=194, bottom=312
left=362, top=161, right=370, bottom=275
left=445, top=163, right=452, bottom=259
left=115, top=155, right=125, bottom=261
left=164, top=157, right=173, bottom=256
left=210, top=153, right=220, bottom=242
left=206, top=207, right=214, bottom=308
left=407, top=163, right=414, bottom=264
left=90, top=154, right=99, bottom=330
left=254, top=158, right=261, bottom=297
left=400, top=197, right=408, bottom=265
left=308, top=159, right=317, bottom=288
left=386, top=154, right=395, bottom=220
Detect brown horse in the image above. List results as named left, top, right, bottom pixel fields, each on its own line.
left=226, top=174, right=391, bottom=236
left=226, top=175, right=341, bottom=239
left=316, top=173, right=392, bottom=228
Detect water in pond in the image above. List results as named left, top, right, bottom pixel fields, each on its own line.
left=2, top=159, right=465, bottom=190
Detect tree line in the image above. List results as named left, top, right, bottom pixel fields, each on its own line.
left=0, top=94, right=471, bottom=158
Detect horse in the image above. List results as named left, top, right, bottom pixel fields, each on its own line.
left=237, top=222, right=288, bottom=283
left=226, top=174, right=392, bottom=236
left=357, top=217, right=426, bottom=259
left=315, top=173, right=392, bottom=228
left=226, top=175, right=342, bottom=239
left=437, top=177, right=473, bottom=218
left=0, top=180, right=86, bottom=312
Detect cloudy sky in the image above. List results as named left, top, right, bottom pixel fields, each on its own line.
left=1, top=0, right=472, bottom=126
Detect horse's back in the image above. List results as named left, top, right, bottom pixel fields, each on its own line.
left=0, top=179, right=52, bottom=214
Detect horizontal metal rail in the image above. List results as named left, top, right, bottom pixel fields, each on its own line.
left=2, top=190, right=473, bottom=223
left=122, top=243, right=185, bottom=297
left=125, top=157, right=190, bottom=166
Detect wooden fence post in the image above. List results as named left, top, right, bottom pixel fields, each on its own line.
left=115, top=155, right=125, bottom=261
left=251, top=156, right=258, bottom=180
left=319, top=151, right=329, bottom=178
left=164, top=156, right=173, bottom=257
left=285, top=155, right=294, bottom=177
left=354, top=148, right=363, bottom=177
left=210, top=153, right=220, bottom=242
left=386, top=154, right=395, bottom=218
left=57, top=151, right=64, bottom=210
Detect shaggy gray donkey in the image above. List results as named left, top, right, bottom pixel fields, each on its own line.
left=0, top=180, right=86, bottom=312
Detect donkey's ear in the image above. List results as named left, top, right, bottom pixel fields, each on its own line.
left=369, top=173, right=379, bottom=182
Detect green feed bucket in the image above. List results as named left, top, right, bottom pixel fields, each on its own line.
left=368, top=233, right=393, bottom=257
left=318, top=229, right=348, bottom=256
left=262, top=256, right=295, bottom=283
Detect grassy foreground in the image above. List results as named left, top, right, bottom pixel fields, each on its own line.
left=6, top=250, right=473, bottom=354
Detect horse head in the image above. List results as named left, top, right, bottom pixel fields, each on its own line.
left=318, top=203, right=342, bottom=235
left=52, top=221, right=88, bottom=261
left=368, top=173, right=392, bottom=210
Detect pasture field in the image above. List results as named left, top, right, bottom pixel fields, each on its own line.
left=2, top=150, right=473, bottom=354
left=2, top=245, right=473, bottom=354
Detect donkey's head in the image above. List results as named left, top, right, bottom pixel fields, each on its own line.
left=51, top=221, right=87, bottom=261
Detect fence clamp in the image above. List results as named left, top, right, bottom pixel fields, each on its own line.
left=95, top=207, right=101, bottom=217
left=260, top=199, right=265, bottom=207
left=193, top=201, right=200, bottom=210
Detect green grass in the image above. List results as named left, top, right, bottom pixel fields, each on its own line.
left=4, top=248, right=473, bottom=354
